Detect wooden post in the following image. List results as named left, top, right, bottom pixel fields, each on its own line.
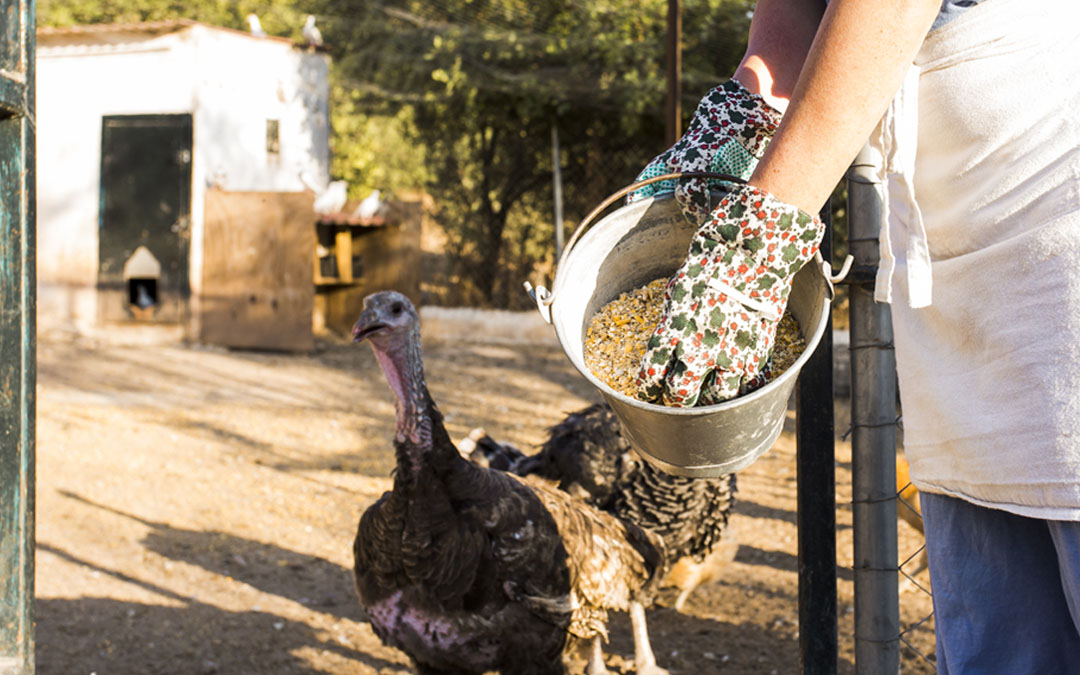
left=335, top=228, right=353, bottom=283
left=0, top=0, right=36, bottom=671
left=665, top=0, right=682, bottom=145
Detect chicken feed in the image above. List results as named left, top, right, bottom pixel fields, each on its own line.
left=583, top=278, right=806, bottom=401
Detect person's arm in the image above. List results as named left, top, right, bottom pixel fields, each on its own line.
left=733, top=0, right=827, bottom=111
left=750, top=0, right=942, bottom=213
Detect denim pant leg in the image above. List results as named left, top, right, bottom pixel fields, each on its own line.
left=1048, top=520, right=1080, bottom=637
left=921, top=492, right=1080, bottom=675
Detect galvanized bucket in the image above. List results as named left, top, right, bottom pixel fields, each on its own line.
left=527, top=173, right=834, bottom=477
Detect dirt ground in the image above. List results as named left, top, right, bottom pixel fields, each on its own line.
left=34, top=317, right=936, bottom=674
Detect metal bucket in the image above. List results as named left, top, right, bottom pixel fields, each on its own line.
left=527, top=173, right=834, bottom=477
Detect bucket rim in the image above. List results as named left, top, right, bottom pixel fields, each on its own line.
left=554, top=254, right=832, bottom=416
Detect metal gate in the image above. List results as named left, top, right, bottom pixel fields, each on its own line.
left=0, top=0, right=36, bottom=672
left=798, top=146, right=933, bottom=674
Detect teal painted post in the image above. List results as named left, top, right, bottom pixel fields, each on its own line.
left=0, top=0, right=36, bottom=671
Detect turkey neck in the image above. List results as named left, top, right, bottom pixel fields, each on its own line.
left=370, top=321, right=460, bottom=478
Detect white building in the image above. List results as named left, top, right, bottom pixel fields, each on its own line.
left=36, top=20, right=329, bottom=347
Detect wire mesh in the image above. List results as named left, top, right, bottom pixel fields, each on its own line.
left=897, top=463, right=937, bottom=671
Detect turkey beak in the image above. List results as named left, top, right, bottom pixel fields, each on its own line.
left=353, top=309, right=387, bottom=343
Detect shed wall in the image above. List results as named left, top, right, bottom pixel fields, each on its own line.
left=36, top=35, right=197, bottom=331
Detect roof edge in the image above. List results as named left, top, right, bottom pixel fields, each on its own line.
left=37, top=19, right=316, bottom=50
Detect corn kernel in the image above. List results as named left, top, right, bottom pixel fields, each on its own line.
left=582, top=277, right=806, bottom=401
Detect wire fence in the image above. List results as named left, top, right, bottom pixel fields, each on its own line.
left=897, top=440, right=938, bottom=671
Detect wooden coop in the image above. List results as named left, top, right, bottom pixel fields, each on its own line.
left=35, top=20, right=331, bottom=351
left=313, top=202, right=423, bottom=335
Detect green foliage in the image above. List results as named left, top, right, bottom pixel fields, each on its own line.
left=319, top=0, right=753, bottom=307
left=39, top=0, right=310, bottom=37
left=330, top=87, right=429, bottom=201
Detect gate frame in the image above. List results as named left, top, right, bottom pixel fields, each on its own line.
left=0, top=0, right=37, bottom=671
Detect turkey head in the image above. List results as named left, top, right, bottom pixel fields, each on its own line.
left=353, top=291, right=428, bottom=447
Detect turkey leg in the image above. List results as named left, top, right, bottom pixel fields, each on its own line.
left=586, top=635, right=611, bottom=675
left=630, top=601, right=670, bottom=675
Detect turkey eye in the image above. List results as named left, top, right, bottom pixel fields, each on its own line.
left=391, top=302, right=404, bottom=315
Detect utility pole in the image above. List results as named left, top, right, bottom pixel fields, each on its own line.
left=551, top=123, right=565, bottom=260
left=665, top=0, right=682, bottom=145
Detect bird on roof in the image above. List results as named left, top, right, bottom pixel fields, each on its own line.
left=313, top=180, right=348, bottom=215
left=246, top=14, right=266, bottom=37
left=301, top=15, right=323, bottom=47
left=353, top=189, right=386, bottom=221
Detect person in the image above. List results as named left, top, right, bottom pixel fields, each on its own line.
left=630, top=0, right=1080, bottom=671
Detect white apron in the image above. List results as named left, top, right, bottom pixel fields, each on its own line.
left=874, top=0, right=1080, bottom=519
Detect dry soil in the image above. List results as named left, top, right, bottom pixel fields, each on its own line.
left=35, top=318, right=936, bottom=674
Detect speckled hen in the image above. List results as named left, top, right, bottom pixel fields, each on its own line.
left=462, top=403, right=738, bottom=612
left=351, top=291, right=670, bottom=675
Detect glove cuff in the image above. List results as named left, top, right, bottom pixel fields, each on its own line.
left=695, top=79, right=784, bottom=160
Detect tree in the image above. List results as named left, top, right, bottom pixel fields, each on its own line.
left=38, top=0, right=311, bottom=38
left=319, top=0, right=753, bottom=306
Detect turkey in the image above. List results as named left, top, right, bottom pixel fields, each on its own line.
left=461, top=403, right=738, bottom=611
left=351, top=290, right=670, bottom=675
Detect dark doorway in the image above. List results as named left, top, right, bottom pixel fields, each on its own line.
left=98, top=114, right=193, bottom=322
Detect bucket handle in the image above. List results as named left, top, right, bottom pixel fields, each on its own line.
left=524, top=171, right=744, bottom=322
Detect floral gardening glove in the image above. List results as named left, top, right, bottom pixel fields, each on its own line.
left=627, top=79, right=782, bottom=225
left=635, top=184, right=825, bottom=407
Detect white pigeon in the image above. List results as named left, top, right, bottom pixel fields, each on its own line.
left=246, top=14, right=266, bottom=37
left=354, top=189, right=384, bottom=220
left=313, top=181, right=348, bottom=215
left=302, top=15, right=323, bottom=46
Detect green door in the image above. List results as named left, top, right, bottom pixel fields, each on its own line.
left=98, top=114, right=192, bottom=322
left=0, top=0, right=35, bottom=672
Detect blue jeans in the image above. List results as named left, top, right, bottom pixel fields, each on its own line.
left=922, top=492, right=1080, bottom=674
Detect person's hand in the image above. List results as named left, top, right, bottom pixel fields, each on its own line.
left=627, top=79, right=782, bottom=225
left=635, top=184, right=825, bottom=407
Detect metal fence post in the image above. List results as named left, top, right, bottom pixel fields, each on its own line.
left=0, top=0, right=36, bottom=671
left=847, top=144, right=900, bottom=674
left=796, top=203, right=837, bottom=674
